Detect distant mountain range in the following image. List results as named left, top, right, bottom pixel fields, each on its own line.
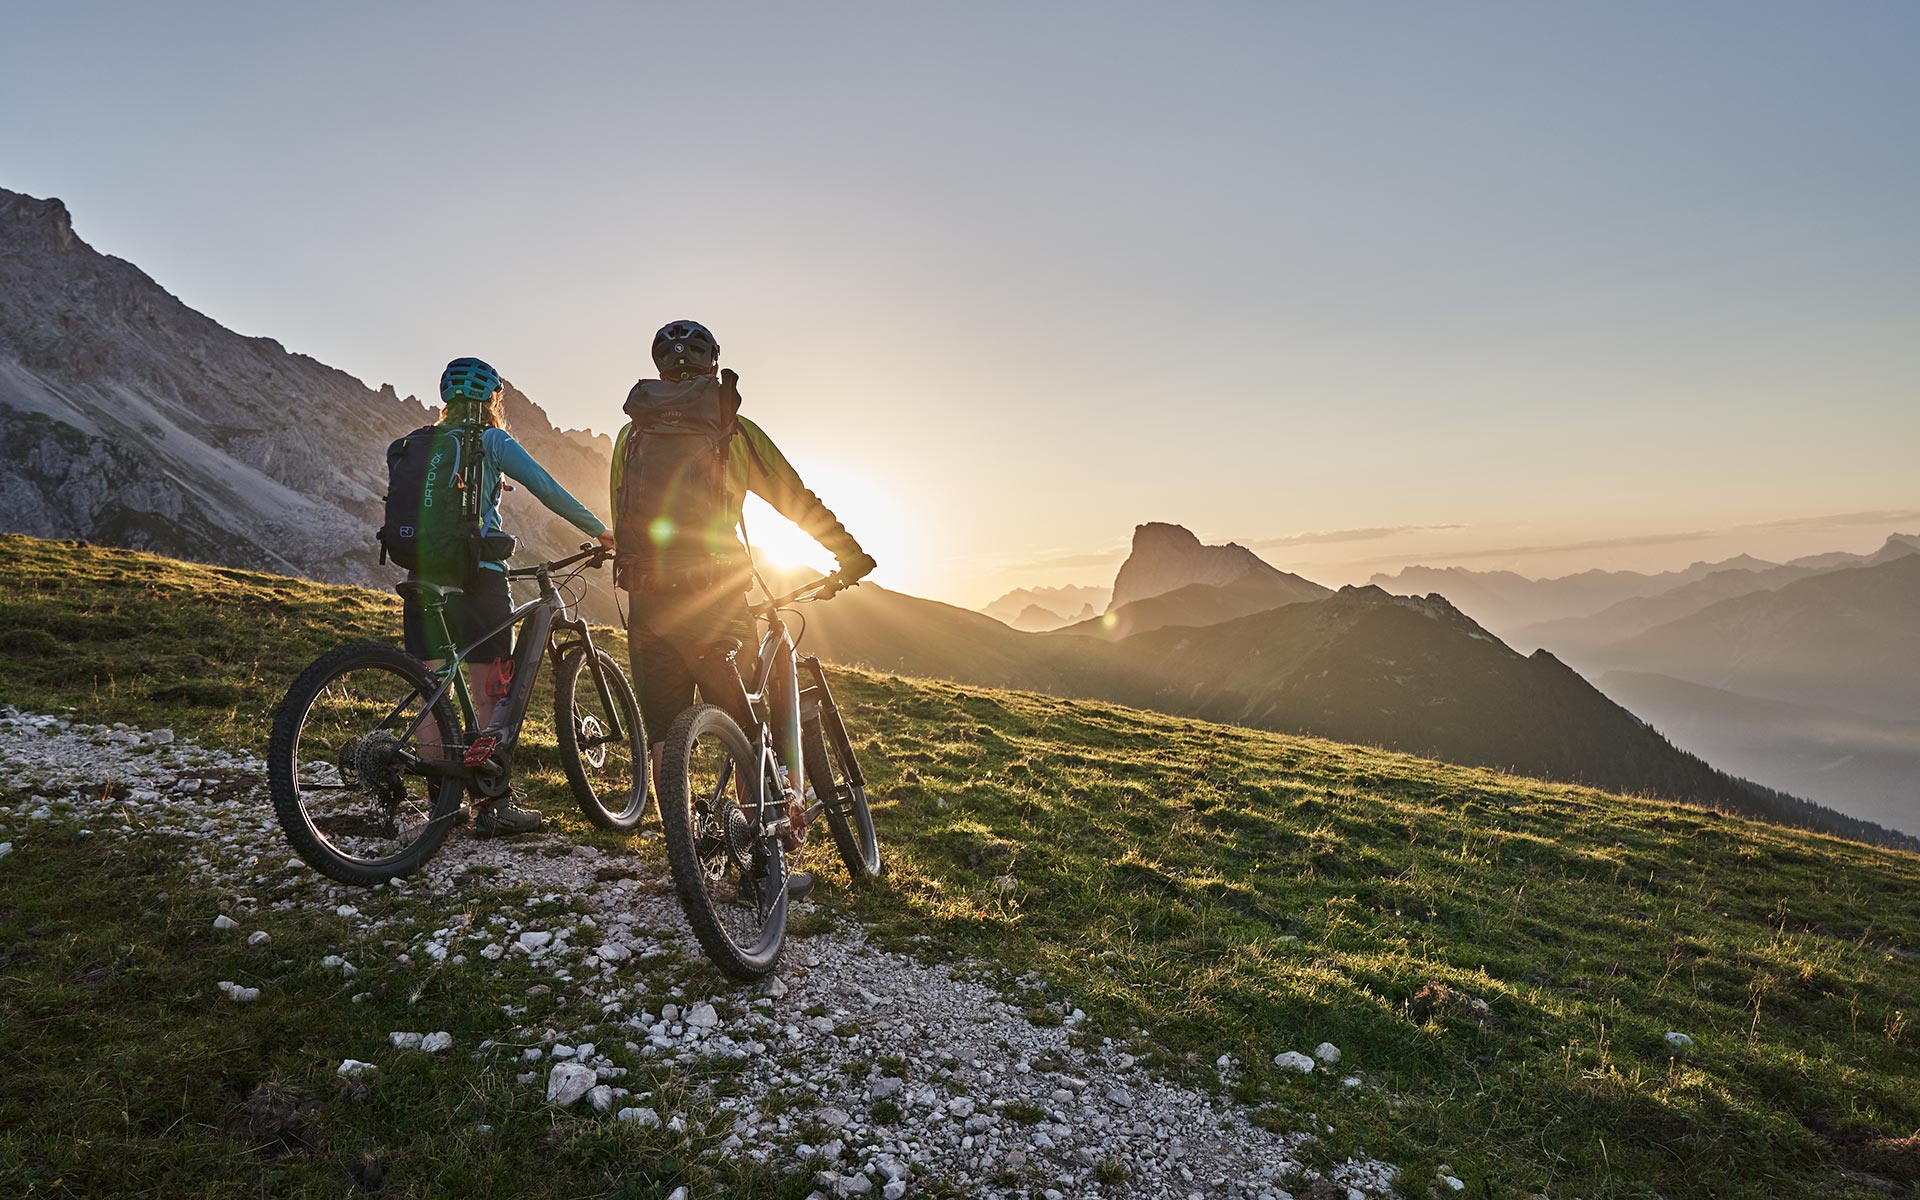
left=981, top=584, right=1109, bottom=631
left=1588, top=553, right=1920, bottom=721
left=0, top=187, right=618, bottom=617
left=793, top=538, right=1904, bottom=847
left=1381, top=539, right=1920, bottom=835
left=1509, top=534, right=1919, bottom=656
left=1369, top=555, right=1785, bottom=635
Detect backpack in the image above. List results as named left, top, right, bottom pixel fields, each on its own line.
left=378, top=421, right=490, bottom=579
left=614, top=369, right=744, bottom=579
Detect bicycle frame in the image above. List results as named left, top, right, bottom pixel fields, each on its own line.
left=397, top=550, right=626, bottom=784
left=706, top=573, right=858, bottom=831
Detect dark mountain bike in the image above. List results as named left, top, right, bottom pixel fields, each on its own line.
left=658, top=569, right=882, bottom=979
left=268, top=544, right=645, bottom=886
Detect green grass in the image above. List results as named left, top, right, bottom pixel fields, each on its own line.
left=3, top=534, right=1919, bottom=1198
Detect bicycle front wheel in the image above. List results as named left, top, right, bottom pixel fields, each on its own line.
left=658, top=704, right=788, bottom=979
left=267, top=642, right=465, bottom=886
left=555, top=646, right=648, bottom=830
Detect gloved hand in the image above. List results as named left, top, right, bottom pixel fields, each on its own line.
left=837, top=552, right=877, bottom=584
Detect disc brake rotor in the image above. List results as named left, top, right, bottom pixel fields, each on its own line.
left=578, top=715, right=608, bottom=769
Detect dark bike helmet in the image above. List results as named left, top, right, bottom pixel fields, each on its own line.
left=651, top=320, right=720, bottom=381
left=440, top=357, right=502, bottom=404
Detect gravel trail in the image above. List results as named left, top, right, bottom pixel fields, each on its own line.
left=0, top=709, right=1400, bottom=1199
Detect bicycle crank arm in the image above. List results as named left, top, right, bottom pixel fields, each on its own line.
left=408, top=757, right=475, bottom=780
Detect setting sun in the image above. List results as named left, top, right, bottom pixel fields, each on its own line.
left=741, top=464, right=916, bottom=587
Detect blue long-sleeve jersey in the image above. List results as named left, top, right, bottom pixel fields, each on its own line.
left=458, top=425, right=607, bottom=571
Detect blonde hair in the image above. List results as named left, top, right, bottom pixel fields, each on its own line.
left=442, top=390, right=509, bottom=432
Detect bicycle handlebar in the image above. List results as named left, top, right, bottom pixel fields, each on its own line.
left=755, top=569, right=862, bottom=613
left=506, top=542, right=612, bottom=578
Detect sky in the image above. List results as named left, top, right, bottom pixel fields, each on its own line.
left=5, top=2, right=1917, bottom=606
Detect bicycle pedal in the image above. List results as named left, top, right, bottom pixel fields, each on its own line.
left=463, top=734, right=499, bottom=768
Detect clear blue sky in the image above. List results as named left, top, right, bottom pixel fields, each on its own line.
left=6, top=2, right=1917, bottom=603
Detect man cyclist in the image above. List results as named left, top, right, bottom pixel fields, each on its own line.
left=611, top=321, right=874, bottom=897
left=399, top=357, right=616, bottom=836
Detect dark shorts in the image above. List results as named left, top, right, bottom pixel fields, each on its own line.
left=628, top=583, right=757, bottom=747
left=401, top=567, right=515, bottom=662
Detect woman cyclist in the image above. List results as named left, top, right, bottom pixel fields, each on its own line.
left=397, top=357, right=615, bottom=836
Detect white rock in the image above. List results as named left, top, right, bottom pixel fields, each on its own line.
left=869, top=1076, right=904, bottom=1100
left=882, top=1182, right=906, bottom=1200
left=0, top=842, right=12, bottom=859
left=819, top=1106, right=852, bottom=1127
left=1314, top=1041, right=1342, bottom=1064
left=337, top=1059, right=377, bottom=1077
left=685, top=1002, right=720, bottom=1029
left=421, top=1032, right=453, bottom=1053
left=587, top=1084, right=616, bottom=1112
left=335, top=905, right=359, bottom=918
left=213, top=914, right=239, bottom=930
left=148, top=728, right=176, bottom=745
left=389, top=1032, right=424, bottom=1050
left=1439, top=1174, right=1466, bottom=1192
left=1274, top=1050, right=1316, bottom=1073
left=761, top=977, right=788, bottom=998
left=247, top=930, right=270, bottom=946
left=546, top=1062, right=597, bottom=1107
left=616, top=1106, right=661, bottom=1127
left=596, top=942, right=632, bottom=963
left=666, top=1189, right=688, bottom=1200
left=946, top=1097, right=975, bottom=1118
left=224, top=983, right=260, bottom=1003
left=1665, top=1031, right=1694, bottom=1051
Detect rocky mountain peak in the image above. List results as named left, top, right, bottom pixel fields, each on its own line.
left=1109, top=522, right=1288, bottom=611
left=0, top=189, right=78, bottom=253
left=0, top=187, right=619, bottom=618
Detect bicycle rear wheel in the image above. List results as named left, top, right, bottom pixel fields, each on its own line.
left=657, top=704, right=788, bottom=979
left=802, top=704, right=882, bottom=883
left=555, top=646, right=649, bottom=830
left=267, top=642, right=465, bottom=886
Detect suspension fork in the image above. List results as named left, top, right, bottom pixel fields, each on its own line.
left=799, top=654, right=865, bottom=789
left=551, top=614, right=627, bottom=743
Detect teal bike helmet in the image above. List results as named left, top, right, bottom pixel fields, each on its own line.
left=440, top=357, right=502, bottom=404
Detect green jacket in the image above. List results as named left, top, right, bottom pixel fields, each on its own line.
left=609, top=414, right=863, bottom=567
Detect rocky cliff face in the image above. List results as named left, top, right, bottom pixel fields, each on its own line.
left=0, top=188, right=617, bottom=614
left=1108, top=522, right=1311, bottom=610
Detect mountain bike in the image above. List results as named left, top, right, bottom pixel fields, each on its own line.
left=658, top=569, right=882, bottom=979
left=268, top=544, right=646, bottom=886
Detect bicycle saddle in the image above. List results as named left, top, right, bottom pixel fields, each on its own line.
left=395, top=581, right=465, bottom=604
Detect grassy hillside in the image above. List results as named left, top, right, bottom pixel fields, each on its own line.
left=3, top=534, right=1920, bottom=1198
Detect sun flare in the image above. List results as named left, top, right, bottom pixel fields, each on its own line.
left=739, top=465, right=915, bottom=586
